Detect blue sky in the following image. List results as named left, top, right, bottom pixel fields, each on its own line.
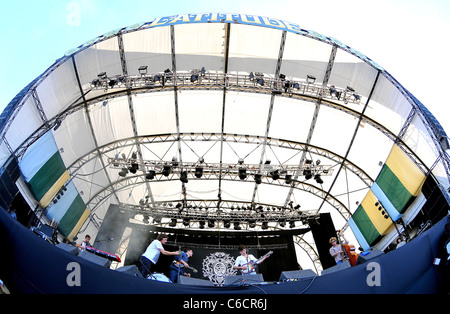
left=1, top=0, right=449, bottom=133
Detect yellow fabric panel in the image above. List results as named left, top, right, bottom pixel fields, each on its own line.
left=385, top=145, right=426, bottom=196
left=361, top=190, right=392, bottom=235
left=39, top=171, right=70, bottom=208
left=67, top=208, right=91, bottom=242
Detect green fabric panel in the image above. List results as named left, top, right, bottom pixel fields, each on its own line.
left=58, top=195, right=86, bottom=238
left=352, top=205, right=381, bottom=246
left=27, top=152, right=66, bottom=200
left=376, top=165, right=414, bottom=214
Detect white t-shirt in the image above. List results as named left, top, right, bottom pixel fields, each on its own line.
left=235, top=254, right=257, bottom=274
left=142, top=240, right=163, bottom=264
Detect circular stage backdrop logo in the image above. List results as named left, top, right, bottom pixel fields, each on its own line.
left=202, top=252, right=237, bottom=285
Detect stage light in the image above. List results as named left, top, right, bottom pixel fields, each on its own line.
left=98, top=72, right=107, bottom=79
left=118, top=168, right=128, bottom=177
left=180, top=171, right=188, bottom=183
left=223, top=220, right=231, bottom=228
left=261, top=221, right=269, bottom=229
left=249, top=72, right=254, bottom=81
left=138, top=66, right=148, bottom=75
left=195, top=167, right=204, bottom=178
left=256, top=78, right=264, bottom=86
left=249, top=219, right=256, bottom=228
left=329, top=85, right=341, bottom=99
left=145, top=170, right=156, bottom=180
left=190, top=73, right=199, bottom=83
left=208, top=219, right=215, bottom=228
left=183, top=218, right=190, bottom=226
left=162, top=165, right=171, bottom=177
left=233, top=222, right=241, bottom=230
left=270, top=170, right=280, bottom=180
left=199, top=221, right=206, bottom=229
left=200, top=67, right=206, bottom=77
left=285, top=174, right=292, bottom=184
left=307, top=75, right=316, bottom=84
left=314, top=174, right=323, bottom=184
left=239, top=168, right=247, bottom=180
left=303, top=169, right=312, bottom=180
left=169, top=219, right=177, bottom=227
left=254, top=173, right=262, bottom=184
left=289, top=220, right=296, bottom=228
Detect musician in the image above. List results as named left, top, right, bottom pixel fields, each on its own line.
left=139, top=233, right=180, bottom=278
left=233, top=245, right=269, bottom=275
left=329, top=234, right=348, bottom=264
left=75, top=235, right=91, bottom=251
left=169, top=248, right=194, bottom=283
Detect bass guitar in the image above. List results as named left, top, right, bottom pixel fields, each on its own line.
left=245, top=251, right=273, bottom=272
left=172, top=260, right=198, bottom=273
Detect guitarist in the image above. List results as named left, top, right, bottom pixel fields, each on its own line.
left=169, top=248, right=194, bottom=283
left=233, top=245, right=270, bottom=275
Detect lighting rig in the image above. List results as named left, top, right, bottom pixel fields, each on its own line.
left=90, top=68, right=362, bottom=105
left=108, top=155, right=333, bottom=185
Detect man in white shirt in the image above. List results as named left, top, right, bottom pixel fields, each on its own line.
left=233, top=245, right=269, bottom=275
left=139, top=233, right=180, bottom=278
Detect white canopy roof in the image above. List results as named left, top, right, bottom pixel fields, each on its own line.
left=1, top=14, right=448, bottom=253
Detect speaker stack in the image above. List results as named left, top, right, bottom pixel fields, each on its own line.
left=224, top=273, right=265, bottom=286
left=356, top=249, right=384, bottom=265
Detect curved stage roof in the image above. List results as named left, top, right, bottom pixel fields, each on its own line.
left=0, top=13, right=449, bottom=280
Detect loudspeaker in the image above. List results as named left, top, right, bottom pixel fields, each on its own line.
left=320, top=260, right=351, bottom=276
left=279, top=269, right=317, bottom=281
left=56, top=243, right=79, bottom=255
left=115, top=265, right=143, bottom=278
left=79, top=250, right=111, bottom=268
left=224, top=273, right=264, bottom=286
left=179, top=276, right=214, bottom=286
left=356, top=249, right=384, bottom=265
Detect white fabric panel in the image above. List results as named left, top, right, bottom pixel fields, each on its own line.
left=178, top=90, right=223, bottom=134
left=147, top=180, right=183, bottom=202
left=89, top=98, right=134, bottom=147
left=224, top=92, right=270, bottom=136
left=348, top=123, right=393, bottom=180
left=255, top=183, right=290, bottom=206
left=403, top=114, right=440, bottom=169
left=184, top=179, right=219, bottom=201
left=53, top=108, right=96, bottom=167
left=74, top=37, right=123, bottom=92
left=73, top=156, right=110, bottom=204
left=221, top=142, right=263, bottom=165
left=36, top=60, right=80, bottom=120
left=46, top=181, right=79, bottom=222
left=180, top=141, right=221, bottom=164
left=4, top=97, right=42, bottom=151
left=0, top=142, right=10, bottom=168
left=19, top=131, right=57, bottom=181
left=329, top=49, right=379, bottom=101
left=133, top=92, right=177, bottom=135
left=221, top=179, right=255, bottom=203
left=123, top=26, right=172, bottom=76
left=281, top=32, right=332, bottom=82
left=367, top=75, right=413, bottom=136
left=310, top=105, right=358, bottom=157
left=175, top=23, right=225, bottom=72
left=269, top=97, right=316, bottom=144
left=228, top=24, right=282, bottom=75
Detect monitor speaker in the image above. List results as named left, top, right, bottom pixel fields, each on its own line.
left=224, top=273, right=264, bottom=286
left=321, top=260, right=351, bottom=275
left=78, top=250, right=111, bottom=268
left=279, top=269, right=317, bottom=281
left=115, top=265, right=143, bottom=278
left=179, top=276, right=214, bottom=286
left=56, top=243, right=79, bottom=255
left=356, top=249, right=384, bottom=265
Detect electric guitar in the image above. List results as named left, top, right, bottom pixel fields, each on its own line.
left=244, top=251, right=273, bottom=272
left=172, top=260, right=198, bottom=273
